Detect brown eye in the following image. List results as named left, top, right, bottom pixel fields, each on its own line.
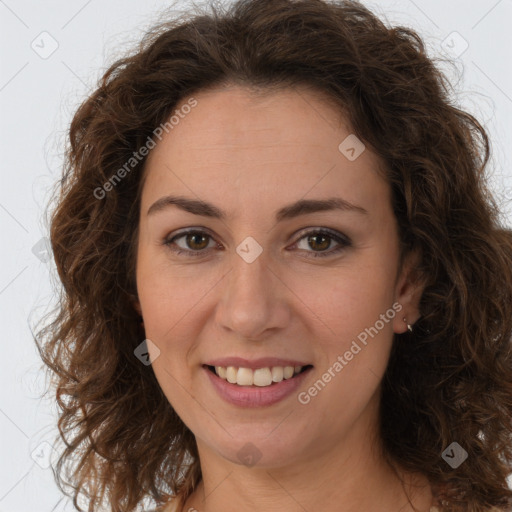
left=163, top=229, right=217, bottom=257
left=163, top=227, right=351, bottom=259
left=182, top=232, right=210, bottom=250
left=305, top=233, right=331, bottom=251
left=293, top=229, right=352, bottom=258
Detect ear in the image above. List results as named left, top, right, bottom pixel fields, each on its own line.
left=392, top=248, right=426, bottom=334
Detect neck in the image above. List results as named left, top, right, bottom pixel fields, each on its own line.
left=183, top=461, right=432, bottom=512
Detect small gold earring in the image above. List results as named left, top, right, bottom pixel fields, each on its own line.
left=403, top=317, right=413, bottom=333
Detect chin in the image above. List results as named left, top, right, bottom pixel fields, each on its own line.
left=203, top=430, right=309, bottom=469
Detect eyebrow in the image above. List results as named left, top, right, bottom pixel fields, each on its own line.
left=147, top=194, right=368, bottom=221
left=147, top=196, right=368, bottom=222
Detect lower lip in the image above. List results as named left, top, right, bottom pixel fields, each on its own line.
left=203, top=365, right=313, bottom=408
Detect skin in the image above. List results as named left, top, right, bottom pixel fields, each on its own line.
left=134, top=84, right=433, bottom=512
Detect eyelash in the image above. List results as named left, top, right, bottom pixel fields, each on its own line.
left=162, top=228, right=352, bottom=259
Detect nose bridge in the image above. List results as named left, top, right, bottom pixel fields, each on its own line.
left=228, top=245, right=271, bottom=312
left=216, top=242, right=286, bottom=338
left=228, top=231, right=272, bottom=301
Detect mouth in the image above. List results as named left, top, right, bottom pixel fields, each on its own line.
left=203, top=364, right=314, bottom=387
left=202, top=363, right=314, bottom=407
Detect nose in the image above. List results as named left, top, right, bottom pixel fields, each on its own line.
left=214, top=247, right=290, bottom=340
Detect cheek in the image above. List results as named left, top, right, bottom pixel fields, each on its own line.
left=304, top=305, right=395, bottom=426
left=290, top=248, right=398, bottom=395
left=292, top=259, right=397, bottom=339
left=135, top=252, right=220, bottom=388
left=136, top=251, right=209, bottom=336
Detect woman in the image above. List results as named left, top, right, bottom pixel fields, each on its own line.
left=36, top=0, right=512, bottom=511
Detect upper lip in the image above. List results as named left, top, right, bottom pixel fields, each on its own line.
left=204, top=357, right=312, bottom=370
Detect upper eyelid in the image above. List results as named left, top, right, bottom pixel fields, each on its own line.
left=165, top=226, right=348, bottom=240
left=165, top=227, right=351, bottom=250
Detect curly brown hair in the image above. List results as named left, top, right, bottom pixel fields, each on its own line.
left=34, top=0, right=512, bottom=511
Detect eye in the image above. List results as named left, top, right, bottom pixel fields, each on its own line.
left=291, top=228, right=352, bottom=258
left=162, top=227, right=351, bottom=258
left=163, top=229, right=219, bottom=257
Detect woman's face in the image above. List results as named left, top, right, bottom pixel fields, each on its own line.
left=135, top=85, right=422, bottom=470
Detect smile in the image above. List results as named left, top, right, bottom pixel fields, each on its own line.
left=203, top=364, right=314, bottom=408
left=206, top=364, right=312, bottom=386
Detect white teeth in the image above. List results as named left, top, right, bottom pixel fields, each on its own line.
left=237, top=367, right=253, bottom=386
left=212, top=365, right=305, bottom=387
left=253, top=368, right=272, bottom=386
left=226, top=366, right=237, bottom=384
left=283, top=366, right=294, bottom=379
left=271, top=366, right=283, bottom=382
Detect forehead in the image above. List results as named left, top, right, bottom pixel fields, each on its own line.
left=141, top=84, right=390, bottom=219
left=154, top=84, right=350, bottom=156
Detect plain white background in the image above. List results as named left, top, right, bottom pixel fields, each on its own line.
left=1, top=0, right=511, bottom=511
